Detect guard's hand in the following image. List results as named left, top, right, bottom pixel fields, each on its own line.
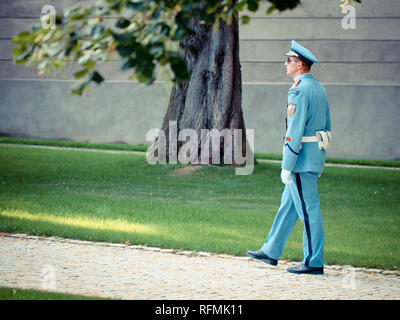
left=281, top=169, right=292, bottom=185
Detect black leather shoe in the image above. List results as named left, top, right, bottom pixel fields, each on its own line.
left=287, top=264, right=324, bottom=275
left=246, top=250, right=278, bottom=266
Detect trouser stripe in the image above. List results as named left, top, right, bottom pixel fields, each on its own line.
left=295, top=173, right=313, bottom=267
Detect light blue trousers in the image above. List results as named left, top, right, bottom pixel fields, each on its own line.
left=261, top=172, right=324, bottom=267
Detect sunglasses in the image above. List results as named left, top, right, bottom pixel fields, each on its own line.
left=285, top=57, right=298, bottom=64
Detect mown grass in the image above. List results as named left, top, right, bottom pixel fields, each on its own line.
left=0, top=286, right=110, bottom=300
left=1, top=137, right=399, bottom=167
left=0, top=137, right=148, bottom=152
left=0, top=144, right=399, bottom=270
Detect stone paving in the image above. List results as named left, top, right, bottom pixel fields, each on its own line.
left=0, top=233, right=399, bottom=300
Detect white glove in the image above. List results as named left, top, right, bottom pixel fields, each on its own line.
left=281, top=169, right=292, bottom=185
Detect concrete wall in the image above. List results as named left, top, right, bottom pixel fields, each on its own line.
left=0, top=0, right=399, bottom=159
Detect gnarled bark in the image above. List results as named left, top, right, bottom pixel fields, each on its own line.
left=151, top=12, right=250, bottom=165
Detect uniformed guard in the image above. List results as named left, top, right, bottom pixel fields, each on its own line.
left=247, top=40, right=331, bottom=275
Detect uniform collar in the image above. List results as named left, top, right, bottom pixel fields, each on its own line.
left=294, top=73, right=313, bottom=82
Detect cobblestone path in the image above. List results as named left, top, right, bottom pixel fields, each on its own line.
left=1, top=234, right=399, bottom=300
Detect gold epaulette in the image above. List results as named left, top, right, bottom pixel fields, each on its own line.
left=291, top=79, right=301, bottom=88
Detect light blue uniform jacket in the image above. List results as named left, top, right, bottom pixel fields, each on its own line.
left=282, top=73, right=331, bottom=173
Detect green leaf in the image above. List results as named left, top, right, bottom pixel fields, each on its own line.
left=121, top=58, right=137, bottom=70
left=172, top=27, right=193, bottom=41
left=116, top=18, right=131, bottom=29
left=266, top=4, right=276, bottom=15
left=73, top=69, right=89, bottom=80
left=116, top=42, right=139, bottom=57
left=247, top=0, right=259, bottom=12
left=240, top=15, right=250, bottom=24
left=69, top=8, right=91, bottom=21
left=71, top=80, right=90, bottom=95
left=91, top=71, right=104, bottom=83
left=112, top=32, right=132, bottom=43
left=83, top=60, right=95, bottom=69
left=90, top=24, right=105, bottom=38
left=158, top=23, right=171, bottom=36
left=11, top=45, right=26, bottom=57
left=69, top=31, right=81, bottom=42
left=149, top=42, right=164, bottom=56
left=152, top=7, right=162, bottom=19
left=126, top=1, right=146, bottom=11
left=170, top=57, right=189, bottom=82
left=137, top=63, right=155, bottom=81
left=175, top=11, right=191, bottom=28
left=64, top=44, right=76, bottom=56
left=234, top=1, right=247, bottom=12
left=202, top=14, right=216, bottom=25
left=271, top=0, right=300, bottom=11
left=12, top=32, right=35, bottom=45
left=14, top=47, right=33, bottom=64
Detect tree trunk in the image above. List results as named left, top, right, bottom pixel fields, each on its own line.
left=150, top=12, right=251, bottom=165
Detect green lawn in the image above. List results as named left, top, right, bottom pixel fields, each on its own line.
left=0, top=144, right=399, bottom=270
left=0, top=286, right=110, bottom=300
left=1, top=137, right=399, bottom=168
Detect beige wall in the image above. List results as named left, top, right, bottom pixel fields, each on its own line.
left=0, top=0, right=399, bottom=159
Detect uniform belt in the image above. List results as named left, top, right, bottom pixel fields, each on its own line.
left=301, top=136, right=318, bottom=143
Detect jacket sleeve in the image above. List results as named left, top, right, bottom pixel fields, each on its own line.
left=325, top=102, right=331, bottom=131
left=281, top=89, right=309, bottom=171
